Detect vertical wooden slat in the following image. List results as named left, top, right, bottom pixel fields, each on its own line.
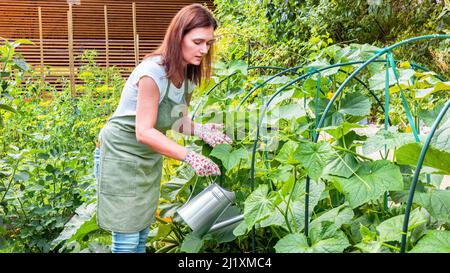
left=104, top=5, right=109, bottom=87
left=136, top=34, right=140, bottom=64
left=67, top=4, right=75, bottom=97
left=132, top=2, right=138, bottom=66
left=38, top=6, right=44, bottom=81
left=104, top=5, right=109, bottom=69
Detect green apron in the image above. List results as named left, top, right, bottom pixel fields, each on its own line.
left=97, top=79, right=188, bottom=233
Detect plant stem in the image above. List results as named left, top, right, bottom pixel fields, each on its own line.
left=332, top=145, right=373, bottom=161
left=342, top=127, right=347, bottom=149
left=274, top=202, right=292, bottom=233
left=17, top=197, right=29, bottom=222
left=53, top=174, right=56, bottom=208
left=285, top=165, right=298, bottom=233
left=1, top=157, right=20, bottom=204
left=382, top=242, right=401, bottom=252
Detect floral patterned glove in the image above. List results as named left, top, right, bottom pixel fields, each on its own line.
left=193, top=123, right=232, bottom=147
left=183, top=150, right=221, bottom=177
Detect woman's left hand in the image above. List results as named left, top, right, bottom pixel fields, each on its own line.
left=194, top=123, right=232, bottom=147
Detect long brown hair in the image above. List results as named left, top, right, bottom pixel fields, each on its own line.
left=144, top=4, right=217, bottom=86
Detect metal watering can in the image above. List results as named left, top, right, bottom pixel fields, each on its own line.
left=176, top=183, right=244, bottom=237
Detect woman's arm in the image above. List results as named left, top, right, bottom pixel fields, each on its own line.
left=135, top=76, right=188, bottom=161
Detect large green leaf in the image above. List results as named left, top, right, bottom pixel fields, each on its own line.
left=414, top=190, right=450, bottom=223
left=160, top=177, right=192, bottom=201
left=275, top=222, right=350, bottom=253
left=243, top=184, right=276, bottom=229
left=264, top=103, right=306, bottom=124
left=274, top=141, right=300, bottom=166
left=369, top=68, right=415, bottom=91
left=180, top=233, right=204, bottom=253
left=274, top=233, right=310, bottom=253
left=261, top=178, right=325, bottom=231
left=323, top=151, right=360, bottom=178
left=309, top=222, right=350, bottom=253
left=369, top=69, right=397, bottom=90
left=395, top=142, right=450, bottom=174
left=390, top=189, right=450, bottom=223
left=266, top=90, right=294, bottom=111
left=320, top=122, right=365, bottom=139
left=308, top=98, right=344, bottom=127
left=266, top=164, right=293, bottom=184
left=362, top=129, right=416, bottom=155
left=295, top=141, right=335, bottom=181
left=310, top=203, right=354, bottom=229
left=152, top=223, right=172, bottom=242
left=338, top=93, right=371, bottom=117
left=419, top=103, right=450, bottom=127
left=213, top=60, right=248, bottom=76
left=376, top=208, right=428, bottom=242
left=410, top=230, right=450, bottom=253
left=332, top=160, right=403, bottom=208
left=210, top=144, right=248, bottom=171
left=228, top=60, right=248, bottom=75
left=430, top=119, right=450, bottom=153
left=415, top=81, right=450, bottom=99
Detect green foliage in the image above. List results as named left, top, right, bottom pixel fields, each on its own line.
left=0, top=38, right=34, bottom=128
left=213, top=0, right=449, bottom=77
left=0, top=46, right=123, bottom=252
left=159, top=40, right=450, bottom=253
left=410, top=230, right=450, bottom=253
left=2, top=0, right=450, bottom=253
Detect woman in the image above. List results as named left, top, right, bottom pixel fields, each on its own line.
left=93, top=4, right=231, bottom=253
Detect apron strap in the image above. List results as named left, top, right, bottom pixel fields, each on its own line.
left=164, top=78, right=188, bottom=98
left=164, top=79, right=171, bottom=100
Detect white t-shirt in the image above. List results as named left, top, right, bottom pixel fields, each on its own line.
left=112, top=55, right=195, bottom=118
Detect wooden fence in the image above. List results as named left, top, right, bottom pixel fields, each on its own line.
left=0, top=0, right=215, bottom=94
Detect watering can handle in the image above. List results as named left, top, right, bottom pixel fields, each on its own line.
left=186, top=176, right=218, bottom=203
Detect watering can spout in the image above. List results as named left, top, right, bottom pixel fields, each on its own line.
left=209, top=214, right=244, bottom=233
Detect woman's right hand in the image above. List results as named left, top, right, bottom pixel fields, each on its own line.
left=183, top=151, right=221, bottom=176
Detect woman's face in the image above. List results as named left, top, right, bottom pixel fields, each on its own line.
left=181, top=26, right=215, bottom=66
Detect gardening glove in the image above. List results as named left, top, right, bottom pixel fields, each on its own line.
left=193, top=123, right=232, bottom=147
left=183, top=150, right=221, bottom=177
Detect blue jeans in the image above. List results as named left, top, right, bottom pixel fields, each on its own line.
left=93, top=147, right=101, bottom=180
left=93, top=147, right=150, bottom=253
left=111, top=226, right=150, bottom=253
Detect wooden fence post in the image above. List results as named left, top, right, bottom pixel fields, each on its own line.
left=104, top=5, right=109, bottom=87
left=38, top=6, right=45, bottom=83
left=104, top=5, right=109, bottom=69
left=132, top=2, right=138, bottom=66
left=67, top=4, right=75, bottom=97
